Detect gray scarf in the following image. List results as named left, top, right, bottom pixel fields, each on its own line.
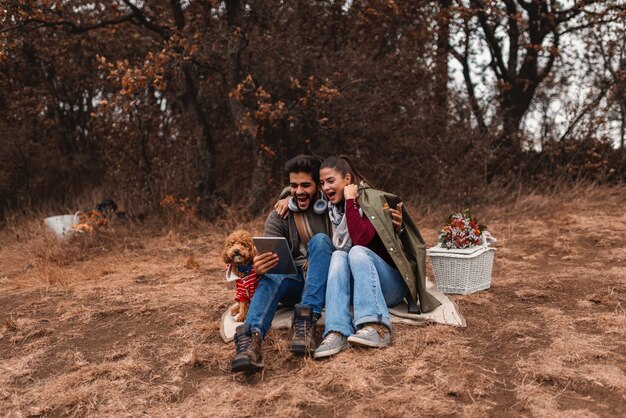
left=328, top=201, right=362, bottom=252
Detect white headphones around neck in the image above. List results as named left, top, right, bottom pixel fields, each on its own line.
left=288, top=192, right=328, bottom=214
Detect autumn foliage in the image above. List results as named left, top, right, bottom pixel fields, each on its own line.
left=1, top=1, right=624, bottom=218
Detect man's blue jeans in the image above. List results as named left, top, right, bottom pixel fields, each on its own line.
left=323, top=245, right=407, bottom=338
left=245, top=234, right=333, bottom=341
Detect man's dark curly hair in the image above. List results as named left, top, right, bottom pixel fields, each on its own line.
left=284, top=154, right=323, bottom=184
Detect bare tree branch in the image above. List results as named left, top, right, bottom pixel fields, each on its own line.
left=558, top=16, right=625, bottom=36
left=120, top=0, right=170, bottom=39
left=537, top=31, right=559, bottom=83
left=449, top=21, right=487, bottom=133
left=3, top=14, right=135, bottom=35
left=170, top=0, right=186, bottom=30
left=559, top=79, right=614, bottom=141
left=504, top=0, right=519, bottom=78
left=471, top=0, right=510, bottom=82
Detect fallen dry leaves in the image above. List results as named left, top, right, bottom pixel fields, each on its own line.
left=0, top=185, right=624, bottom=416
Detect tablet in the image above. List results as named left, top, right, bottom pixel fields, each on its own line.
left=253, top=237, right=298, bottom=275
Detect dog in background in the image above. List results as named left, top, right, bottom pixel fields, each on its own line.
left=222, top=230, right=259, bottom=322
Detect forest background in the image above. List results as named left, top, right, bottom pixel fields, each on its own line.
left=2, top=2, right=626, bottom=416
left=1, top=0, right=625, bottom=219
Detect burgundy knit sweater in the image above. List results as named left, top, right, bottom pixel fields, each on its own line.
left=345, top=198, right=396, bottom=268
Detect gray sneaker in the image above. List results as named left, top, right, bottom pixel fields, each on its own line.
left=347, top=325, right=391, bottom=348
left=313, top=332, right=349, bottom=359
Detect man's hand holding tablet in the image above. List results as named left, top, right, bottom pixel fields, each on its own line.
left=253, top=251, right=279, bottom=276
left=253, top=237, right=298, bottom=275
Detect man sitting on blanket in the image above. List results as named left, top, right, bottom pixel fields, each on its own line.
left=231, top=155, right=333, bottom=373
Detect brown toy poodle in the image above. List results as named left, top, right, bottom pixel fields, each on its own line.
left=222, top=229, right=259, bottom=322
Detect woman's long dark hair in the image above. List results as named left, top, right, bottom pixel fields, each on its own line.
left=320, top=155, right=373, bottom=187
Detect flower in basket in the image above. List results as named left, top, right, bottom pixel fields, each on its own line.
left=438, top=209, right=488, bottom=249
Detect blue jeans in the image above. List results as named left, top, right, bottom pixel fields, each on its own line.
left=245, top=233, right=333, bottom=341
left=324, top=246, right=407, bottom=337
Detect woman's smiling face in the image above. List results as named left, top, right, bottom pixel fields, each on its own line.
left=320, top=167, right=352, bottom=204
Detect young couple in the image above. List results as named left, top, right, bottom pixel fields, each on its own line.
left=230, top=155, right=440, bottom=373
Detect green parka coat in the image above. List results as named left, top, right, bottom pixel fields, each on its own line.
left=356, top=182, right=441, bottom=313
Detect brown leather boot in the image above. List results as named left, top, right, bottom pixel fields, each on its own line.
left=290, top=304, right=321, bottom=356
left=231, top=323, right=264, bottom=373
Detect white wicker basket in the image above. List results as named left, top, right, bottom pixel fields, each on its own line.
left=427, top=244, right=495, bottom=295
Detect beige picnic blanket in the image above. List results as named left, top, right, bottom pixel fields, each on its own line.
left=220, top=278, right=466, bottom=343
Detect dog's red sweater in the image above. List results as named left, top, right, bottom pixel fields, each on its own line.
left=234, top=268, right=258, bottom=303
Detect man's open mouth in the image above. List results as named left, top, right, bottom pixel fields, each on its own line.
left=296, top=195, right=309, bottom=205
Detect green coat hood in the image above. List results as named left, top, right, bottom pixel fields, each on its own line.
left=357, top=183, right=441, bottom=313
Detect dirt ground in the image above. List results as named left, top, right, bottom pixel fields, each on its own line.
left=1, top=186, right=625, bottom=417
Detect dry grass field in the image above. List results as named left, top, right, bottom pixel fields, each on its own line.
left=1, top=186, right=625, bottom=417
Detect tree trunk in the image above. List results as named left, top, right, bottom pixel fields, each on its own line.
left=498, top=78, right=539, bottom=155
left=223, top=0, right=270, bottom=216
left=248, top=148, right=274, bottom=215
left=182, top=66, right=217, bottom=217
left=619, top=103, right=626, bottom=151
left=170, top=0, right=217, bottom=217
left=434, top=0, right=451, bottom=141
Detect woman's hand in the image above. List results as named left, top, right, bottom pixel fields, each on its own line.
left=390, top=202, right=403, bottom=233
left=344, top=184, right=359, bottom=200
left=274, top=197, right=290, bottom=219
left=253, top=252, right=279, bottom=276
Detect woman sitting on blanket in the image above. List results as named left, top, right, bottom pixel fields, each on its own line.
left=312, top=156, right=441, bottom=358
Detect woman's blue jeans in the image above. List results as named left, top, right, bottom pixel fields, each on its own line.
left=244, top=233, right=333, bottom=341
left=323, top=245, right=407, bottom=337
